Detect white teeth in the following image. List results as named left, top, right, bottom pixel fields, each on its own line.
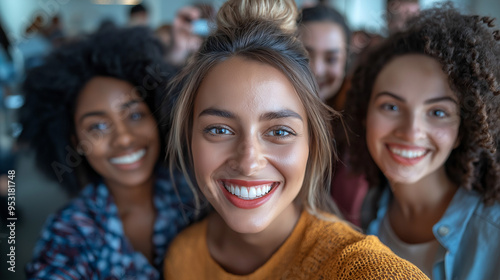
left=389, top=147, right=426, bottom=159
left=223, top=183, right=274, bottom=200
left=248, top=188, right=256, bottom=199
left=241, top=187, right=249, bottom=198
left=110, top=149, right=146, bottom=164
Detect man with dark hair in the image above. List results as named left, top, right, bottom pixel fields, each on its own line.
left=129, top=3, right=149, bottom=26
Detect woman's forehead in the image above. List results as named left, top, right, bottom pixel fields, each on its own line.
left=193, top=56, right=307, bottom=119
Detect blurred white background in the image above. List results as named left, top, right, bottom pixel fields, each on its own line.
left=0, top=0, right=499, bottom=42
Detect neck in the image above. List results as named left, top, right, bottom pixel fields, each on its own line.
left=207, top=202, right=301, bottom=275
left=105, top=175, right=156, bottom=217
left=389, top=167, right=457, bottom=218
left=387, top=167, right=458, bottom=243
left=106, top=176, right=157, bottom=264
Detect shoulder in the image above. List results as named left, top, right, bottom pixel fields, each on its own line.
left=166, top=217, right=207, bottom=254
left=304, top=211, right=366, bottom=243
left=26, top=202, right=98, bottom=279
left=39, top=187, right=100, bottom=239
left=443, top=188, right=500, bottom=232
left=298, top=212, right=428, bottom=279
left=459, top=190, right=500, bottom=245
left=334, top=234, right=427, bottom=279
left=301, top=212, right=385, bottom=259
left=27, top=184, right=104, bottom=265
left=472, top=198, right=500, bottom=230
left=164, top=217, right=208, bottom=275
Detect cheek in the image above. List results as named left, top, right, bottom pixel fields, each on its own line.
left=326, top=64, right=342, bottom=78
left=191, top=138, right=226, bottom=182
left=142, top=120, right=160, bottom=150
left=431, top=125, right=460, bottom=152
left=191, top=139, right=233, bottom=202
left=268, top=139, right=309, bottom=182
left=77, top=134, right=109, bottom=174
left=326, top=55, right=346, bottom=77
left=365, top=109, right=384, bottom=147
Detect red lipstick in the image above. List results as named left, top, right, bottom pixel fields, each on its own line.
left=222, top=179, right=275, bottom=187
left=219, top=180, right=279, bottom=209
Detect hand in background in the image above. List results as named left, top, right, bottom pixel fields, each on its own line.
left=167, top=6, right=204, bottom=66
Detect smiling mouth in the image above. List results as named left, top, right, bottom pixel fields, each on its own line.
left=220, top=180, right=279, bottom=199
left=386, top=144, right=429, bottom=166
left=222, top=181, right=276, bottom=200
left=110, top=149, right=146, bottom=165
left=388, top=146, right=427, bottom=159
left=218, top=180, right=280, bottom=209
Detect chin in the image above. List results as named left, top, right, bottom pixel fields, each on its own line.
left=112, top=173, right=154, bottom=188
left=384, top=171, right=423, bottom=185
left=219, top=210, right=272, bottom=234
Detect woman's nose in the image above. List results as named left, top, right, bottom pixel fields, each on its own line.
left=310, top=58, right=325, bottom=77
left=395, top=114, right=426, bottom=142
left=228, top=136, right=267, bottom=176
left=112, top=122, right=134, bottom=148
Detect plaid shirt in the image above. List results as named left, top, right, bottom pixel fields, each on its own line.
left=26, top=168, right=195, bottom=280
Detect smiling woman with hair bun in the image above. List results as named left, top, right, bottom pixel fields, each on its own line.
left=162, top=0, right=428, bottom=279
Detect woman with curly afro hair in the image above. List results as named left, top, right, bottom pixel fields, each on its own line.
left=20, top=27, right=195, bottom=279
left=344, top=4, right=500, bottom=279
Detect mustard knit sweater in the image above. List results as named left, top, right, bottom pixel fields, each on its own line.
left=164, top=210, right=428, bottom=279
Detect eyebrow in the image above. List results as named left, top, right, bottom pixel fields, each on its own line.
left=198, top=108, right=303, bottom=122
left=374, top=91, right=457, bottom=104
left=424, top=97, right=458, bottom=105
left=78, top=111, right=105, bottom=124
left=198, top=108, right=236, bottom=119
left=78, top=99, right=142, bottom=123
left=260, top=109, right=303, bottom=122
left=120, top=99, right=142, bottom=109
left=373, top=91, right=405, bottom=102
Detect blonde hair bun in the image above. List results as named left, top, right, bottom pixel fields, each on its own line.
left=217, top=0, right=298, bottom=34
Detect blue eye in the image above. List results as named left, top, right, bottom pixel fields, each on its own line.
left=381, top=103, right=399, bottom=112
left=205, top=126, right=233, bottom=135
left=266, top=127, right=296, bottom=139
left=130, top=112, right=143, bottom=121
left=268, top=129, right=290, bottom=137
left=430, top=109, right=448, bottom=118
left=89, top=122, right=109, bottom=131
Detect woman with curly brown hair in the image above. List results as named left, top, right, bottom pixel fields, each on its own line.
left=345, top=4, right=500, bottom=279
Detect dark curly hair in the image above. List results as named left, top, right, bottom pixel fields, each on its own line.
left=345, top=4, right=500, bottom=204
left=19, top=27, right=177, bottom=195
